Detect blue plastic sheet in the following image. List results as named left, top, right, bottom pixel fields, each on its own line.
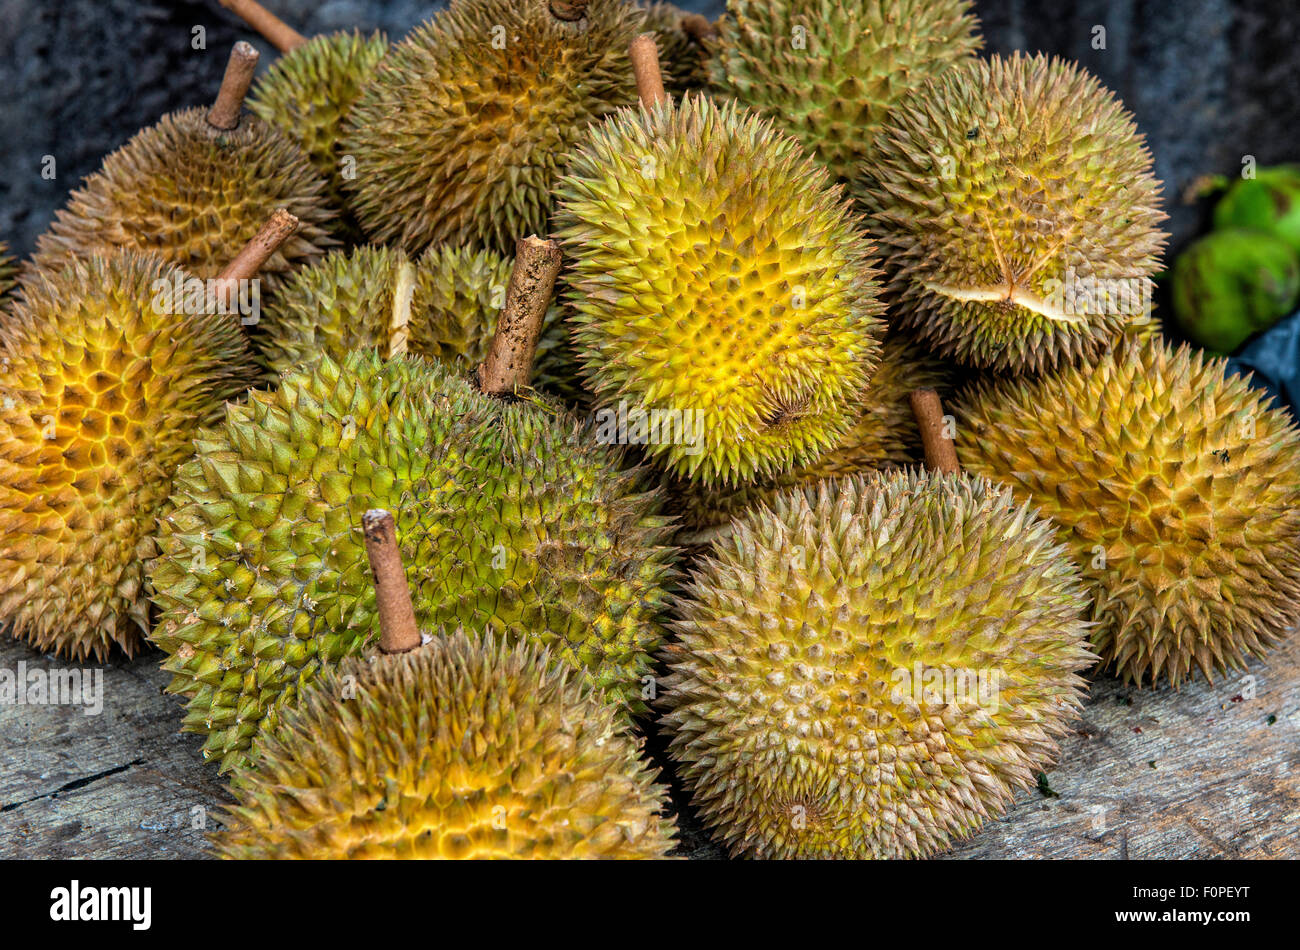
left=1223, top=311, right=1300, bottom=416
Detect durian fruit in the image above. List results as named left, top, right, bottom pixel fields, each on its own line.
left=214, top=513, right=675, bottom=859
left=641, top=2, right=713, bottom=95
left=669, top=336, right=950, bottom=537
left=31, top=43, right=336, bottom=292
left=221, top=1, right=388, bottom=214
left=341, top=0, right=645, bottom=255
left=954, top=338, right=1300, bottom=686
left=659, top=469, right=1095, bottom=858
left=0, top=242, right=16, bottom=304
left=855, top=53, right=1167, bottom=373
left=710, top=0, right=982, bottom=182
left=555, top=40, right=884, bottom=487
left=0, top=212, right=298, bottom=659
left=256, top=244, right=573, bottom=396
left=148, top=239, right=676, bottom=770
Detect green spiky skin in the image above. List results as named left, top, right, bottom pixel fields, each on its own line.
left=660, top=471, right=1095, bottom=859
left=855, top=53, right=1168, bottom=373
left=642, top=2, right=711, bottom=95
left=248, top=31, right=388, bottom=221
left=710, top=0, right=982, bottom=182
left=0, top=252, right=256, bottom=660
left=668, top=336, right=950, bottom=535
left=148, top=350, right=676, bottom=771
left=955, top=339, right=1300, bottom=686
left=555, top=93, right=885, bottom=487
left=342, top=0, right=643, bottom=255
left=256, top=244, right=577, bottom=397
left=215, top=629, right=677, bottom=859
left=0, top=242, right=17, bottom=304
left=30, top=109, right=337, bottom=292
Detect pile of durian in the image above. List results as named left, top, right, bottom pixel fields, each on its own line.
left=2, top=0, right=1297, bottom=860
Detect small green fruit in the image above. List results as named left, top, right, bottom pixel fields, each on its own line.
left=1214, top=166, right=1300, bottom=255
left=1171, top=228, right=1300, bottom=353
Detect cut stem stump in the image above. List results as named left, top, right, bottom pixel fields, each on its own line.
left=219, top=0, right=308, bottom=53
left=362, top=509, right=421, bottom=655
left=630, top=33, right=669, bottom=109
left=207, top=41, right=260, bottom=131
left=910, top=388, right=960, bottom=475
left=476, top=235, right=562, bottom=396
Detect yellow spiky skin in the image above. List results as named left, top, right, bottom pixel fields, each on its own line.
left=256, top=244, right=576, bottom=396
left=214, top=629, right=677, bottom=859
left=30, top=109, right=337, bottom=292
left=668, top=337, right=950, bottom=535
left=955, top=339, right=1300, bottom=686
left=642, top=2, right=711, bottom=95
left=710, top=0, right=982, bottom=181
left=855, top=53, right=1167, bottom=373
left=0, top=252, right=257, bottom=660
left=148, top=350, right=676, bottom=771
left=248, top=31, right=389, bottom=213
left=659, top=471, right=1094, bottom=859
left=555, top=93, right=885, bottom=486
left=341, top=0, right=643, bottom=255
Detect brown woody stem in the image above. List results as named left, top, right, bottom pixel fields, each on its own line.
left=207, top=41, right=260, bottom=130
left=212, top=208, right=298, bottom=310
left=362, top=509, right=422, bottom=655
left=910, top=388, right=961, bottom=475
left=219, top=0, right=308, bottom=53
left=630, top=33, right=669, bottom=109
left=476, top=235, right=562, bottom=396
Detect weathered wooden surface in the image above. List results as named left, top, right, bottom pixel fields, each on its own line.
left=1, top=631, right=1296, bottom=859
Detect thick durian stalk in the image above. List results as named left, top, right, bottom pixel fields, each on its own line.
left=476, top=235, right=563, bottom=396
left=218, top=0, right=308, bottom=52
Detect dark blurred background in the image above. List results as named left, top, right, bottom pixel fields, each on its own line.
left=1, top=0, right=1297, bottom=260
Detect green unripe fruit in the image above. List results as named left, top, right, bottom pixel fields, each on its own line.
left=1171, top=228, right=1300, bottom=353
left=1214, top=166, right=1300, bottom=254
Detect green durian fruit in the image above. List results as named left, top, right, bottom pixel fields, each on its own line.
left=1214, top=165, right=1300, bottom=255
left=341, top=0, right=644, bottom=255
left=710, top=0, right=982, bottom=181
left=555, top=92, right=885, bottom=487
left=148, top=350, right=676, bottom=771
left=215, top=629, right=677, bottom=859
left=659, top=471, right=1095, bottom=859
left=248, top=31, right=389, bottom=214
left=856, top=53, right=1167, bottom=373
left=1171, top=228, right=1300, bottom=353
left=255, top=244, right=578, bottom=398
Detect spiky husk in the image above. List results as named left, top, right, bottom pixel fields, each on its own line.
left=30, top=109, right=337, bottom=291
left=256, top=244, right=576, bottom=396
left=148, top=350, right=676, bottom=771
left=0, top=252, right=256, bottom=659
left=855, top=53, right=1167, bottom=373
left=555, top=93, right=884, bottom=486
left=668, top=337, right=950, bottom=535
left=215, top=628, right=677, bottom=859
left=710, top=0, right=981, bottom=181
left=955, top=339, right=1300, bottom=686
left=0, top=242, right=17, bottom=304
left=659, top=471, right=1094, bottom=859
left=341, top=0, right=643, bottom=254
left=248, top=30, right=388, bottom=211
left=642, top=2, right=711, bottom=95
